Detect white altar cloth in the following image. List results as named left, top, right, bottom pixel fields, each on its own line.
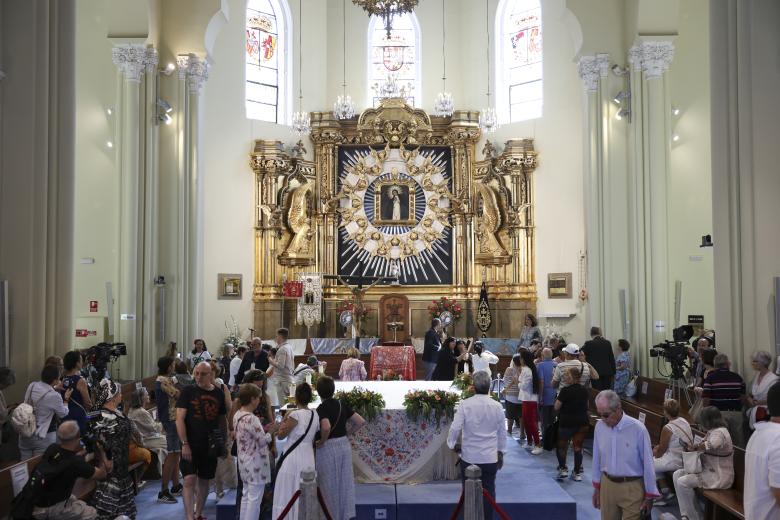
left=331, top=380, right=460, bottom=484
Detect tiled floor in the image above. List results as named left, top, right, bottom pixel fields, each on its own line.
left=135, top=434, right=685, bottom=520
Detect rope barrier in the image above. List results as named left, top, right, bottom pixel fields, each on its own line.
left=276, top=490, right=301, bottom=520
left=449, top=488, right=465, bottom=520
left=482, top=488, right=512, bottom=520
left=316, top=487, right=334, bottom=520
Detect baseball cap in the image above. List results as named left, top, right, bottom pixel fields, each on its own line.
left=563, top=343, right=580, bottom=355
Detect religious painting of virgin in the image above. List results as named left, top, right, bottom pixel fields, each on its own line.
left=373, top=179, right=416, bottom=226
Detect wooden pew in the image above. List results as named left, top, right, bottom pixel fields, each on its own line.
left=701, top=447, right=745, bottom=520
left=0, top=456, right=41, bottom=518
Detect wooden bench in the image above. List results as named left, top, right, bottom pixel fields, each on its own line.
left=701, top=446, right=745, bottom=520
left=0, top=455, right=42, bottom=518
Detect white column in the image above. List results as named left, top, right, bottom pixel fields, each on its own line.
left=578, top=54, right=610, bottom=330
left=176, top=54, right=209, bottom=345
left=112, top=43, right=157, bottom=379
left=627, top=40, right=675, bottom=373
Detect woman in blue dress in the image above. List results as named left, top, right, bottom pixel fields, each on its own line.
left=613, top=339, right=632, bottom=395
left=60, top=350, right=92, bottom=431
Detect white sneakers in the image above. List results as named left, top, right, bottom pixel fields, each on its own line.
left=531, top=446, right=544, bottom=455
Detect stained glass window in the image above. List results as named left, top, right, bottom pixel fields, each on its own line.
left=246, top=0, right=291, bottom=123
left=496, top=0, right=542, bottom=123
left=368, top=13, right=421, bottom=107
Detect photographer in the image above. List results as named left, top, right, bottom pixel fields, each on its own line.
left=27, top=421, right=111, bottom=519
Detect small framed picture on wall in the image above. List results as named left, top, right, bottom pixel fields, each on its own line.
left=218, top=273, right=242, bottom=300
left=547, top=273, right=572, bottom=299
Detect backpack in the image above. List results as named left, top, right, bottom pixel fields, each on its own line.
left=10, top=447, right=67, bottom=519
left=11, top=386, right=53, bottom=438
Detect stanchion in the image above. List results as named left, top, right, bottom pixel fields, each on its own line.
left=277, top=490, right=302, bottom=520
left=449, top=488, right=465, bottom=520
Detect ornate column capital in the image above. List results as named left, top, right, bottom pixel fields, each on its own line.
left=177, top=54, right=210, bottom=94
left=577, top=53, right=610, bottom=92
left=112, top=44, right=158, bottom=82
left=628, top=41, right=675, bottom=79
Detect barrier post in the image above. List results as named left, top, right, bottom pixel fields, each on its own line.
left=299, top=469, right=323, bottom=520
left=464, top=465, right=484, bottom=520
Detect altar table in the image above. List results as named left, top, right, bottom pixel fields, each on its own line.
left=310, top=337, right=380, bottom=355
left=367, top=345, right=416, bottom=380
left=334, top=381, right=459, bottom=484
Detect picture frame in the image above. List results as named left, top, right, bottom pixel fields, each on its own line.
left=218, top=273, right=242, bottom=300
left=373, top=178, right=417, bottom=226
left=547, top=272, right=572, bottom=299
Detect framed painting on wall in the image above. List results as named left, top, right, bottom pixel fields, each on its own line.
left=547, top=272, right=572, bottom=299
left=218, top=273, right=242, bottom=300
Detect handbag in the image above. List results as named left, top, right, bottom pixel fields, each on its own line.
left=542, top=417, right=559, bottom=451
left=625, top=376, right=638, bottom=397
left=682, top=450, right=702, bottom=474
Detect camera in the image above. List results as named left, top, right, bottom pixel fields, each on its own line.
left=82, top=342, right=127, bottom=388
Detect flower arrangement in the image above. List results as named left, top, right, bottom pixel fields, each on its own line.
left=403, top=389, right=461, bottom=426
left=428, top=297, right=462, bottom=323
left=334, top=386, right=385, bottom=422
left=224, top=315, right=246, bottom=349
left=381, top=369, right=403, bottom=381
left=337, top=298, right=373, bottom=320
left=452, top=373, right=475, bottom=399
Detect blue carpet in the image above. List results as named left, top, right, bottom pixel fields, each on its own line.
left=136, top=435, right=683, bottom=520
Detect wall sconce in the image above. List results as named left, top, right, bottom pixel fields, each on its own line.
left=611, top=64, right=628, bottom=76
left=615, top=108, right=630, bottom=121
left=613, top=91, right=630, bottom=105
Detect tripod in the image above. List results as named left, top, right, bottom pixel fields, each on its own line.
left=665, top=362, right=694, bottom=408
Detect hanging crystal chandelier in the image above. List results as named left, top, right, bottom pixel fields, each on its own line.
left=372, top=72, right=413, bottom=100
left=292, top=0, right=311, bottom=135
left=333, top=0, right=356, bottom=120
left=479, top=0, right=499, bottom=133
left=433, top=0, right=454, bottom=117
left=352, top=0, right=419, bottom=39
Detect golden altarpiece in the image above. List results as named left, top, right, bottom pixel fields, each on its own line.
left=250, top=98, right=538, bottom=340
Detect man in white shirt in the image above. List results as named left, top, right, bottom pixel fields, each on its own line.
left=447, top=371, right=507, bottom=520
left=745, top=382, right=780, bottom=519
left=228, top=345, right=247, bottom=388
left=268, top=327, right=295, bottom=407
left=552, top=344, right=591, bottom=390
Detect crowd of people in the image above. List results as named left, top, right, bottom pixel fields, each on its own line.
left=1, top=317, right=778, bottom=520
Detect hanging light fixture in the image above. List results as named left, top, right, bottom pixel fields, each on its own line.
left=479, top=0, right=498, bottom=133
left=352, top=0, right=419, bottom=40
left=292, top=0, right=311, bottom=135
left=333, top=0, right=356, bottom=120
left=433, top=0, right=453, bottom=117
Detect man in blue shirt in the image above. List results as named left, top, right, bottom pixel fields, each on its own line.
left=536, top=347, right=558, bottom=445
left=592, top=390, right=659, bottom=519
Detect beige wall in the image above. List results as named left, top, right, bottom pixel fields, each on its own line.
left=711, top=0, right=780, bottom=374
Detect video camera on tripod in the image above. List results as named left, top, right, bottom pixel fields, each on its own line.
left=649, top=325, right=694, bottom=380
left=82, top=342, right=127, bottom=388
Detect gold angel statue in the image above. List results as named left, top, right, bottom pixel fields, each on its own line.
left=476, top=183, right=509, bottom=261
left=280, top=181, right=314, bottom=264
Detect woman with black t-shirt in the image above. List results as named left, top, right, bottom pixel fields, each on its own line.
left=553, top=366, right=590, bottom=481
left=315, top=376, right=366, bottom=520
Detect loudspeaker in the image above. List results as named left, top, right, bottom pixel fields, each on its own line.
left=0, top=281, right=8, bottom=367
left=619, top=289, right=629, bottom=340
left=674, top=280, right=683, bottom=328
left=106, top=282, right=114, bottom=338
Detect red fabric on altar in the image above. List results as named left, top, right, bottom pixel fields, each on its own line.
left=368, top=345, right=416, bottom=380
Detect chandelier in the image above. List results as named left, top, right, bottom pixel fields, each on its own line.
left=433, top=0, right=454, bottom=117
left=353, top=0, right=419, bottom=39
left=479, top=0, right=499, bottom=133
left=333, top=0, right=356, bottom=120
left=292, top=0, right=310, bottom=135
left=372, top=72, right=414, bottom=100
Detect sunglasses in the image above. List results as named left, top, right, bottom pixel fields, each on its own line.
left=598, top=412, right=613, bottom=419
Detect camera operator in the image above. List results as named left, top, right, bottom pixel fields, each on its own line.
left=29, top=420, right=111, bottom=519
